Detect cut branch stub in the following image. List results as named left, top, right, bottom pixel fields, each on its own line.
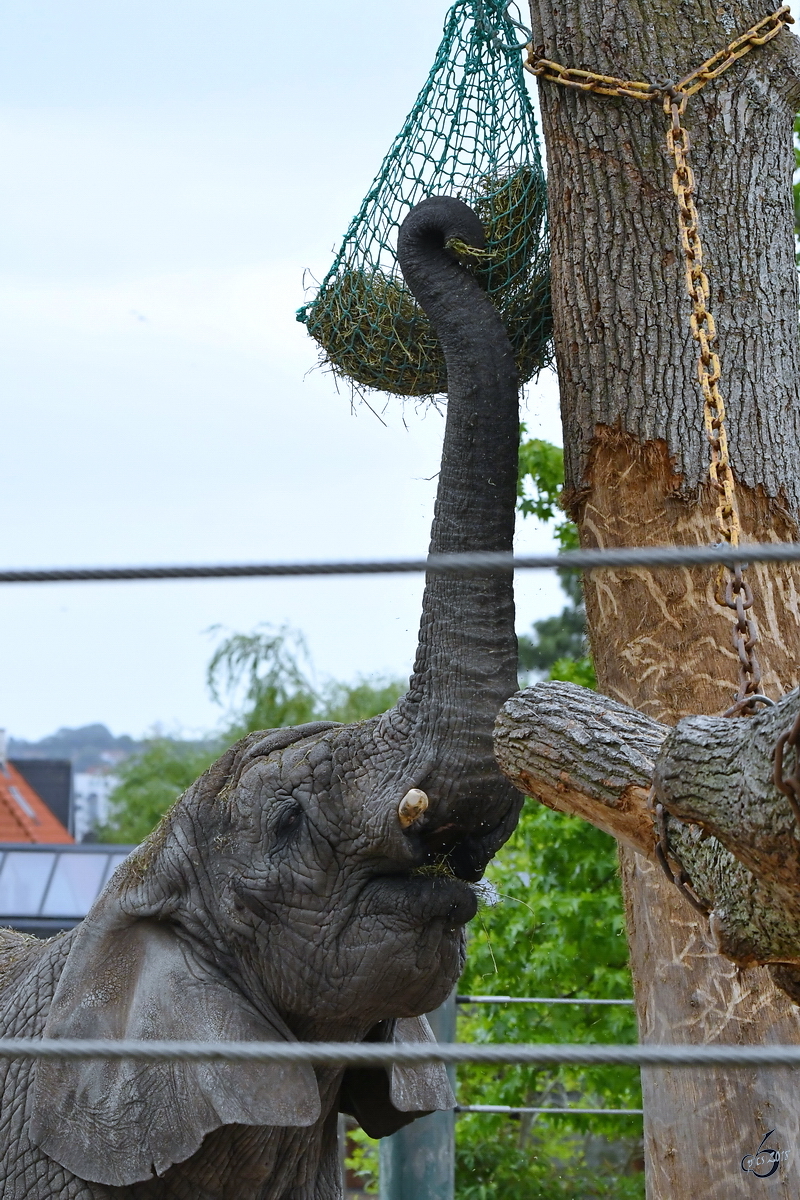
left=494, top=682, right=664, bottom=856
left=653, top=688, right=800, bottom=901
left=494, top=682, right=800, bottom=987
left=654, top=687, right=800, bottom=971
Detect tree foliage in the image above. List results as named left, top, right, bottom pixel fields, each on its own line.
left=517, top=429, right=595, bottom=688
left=516, top=434, right=565, bottom=523
left=455, top=804, right=642, bottom=1198
left=518, top=605, right=587, bottom=674
left=96, top=739, right=221, bottom=845
left=206, top=626, right=319, bottom=735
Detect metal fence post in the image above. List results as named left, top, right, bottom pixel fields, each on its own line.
left=379, top=993, right=456, bottom=1200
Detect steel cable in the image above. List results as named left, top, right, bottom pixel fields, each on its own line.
left=1, top=1039, right=800, bottom=1067
left=4, top=542, right=800, bottom=584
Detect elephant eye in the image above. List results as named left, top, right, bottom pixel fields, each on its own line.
left=274, top=801, right=304, bottom=840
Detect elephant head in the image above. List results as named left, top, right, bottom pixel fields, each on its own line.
left=25, top=197, right=523, bottom=1193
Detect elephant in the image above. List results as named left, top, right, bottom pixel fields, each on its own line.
left=0, top=195, right=524, bottom=1198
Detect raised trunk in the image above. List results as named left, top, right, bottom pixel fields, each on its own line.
left=528, top=0, right=800, bottom=1193
left=395, top=198, right=522, bottom=867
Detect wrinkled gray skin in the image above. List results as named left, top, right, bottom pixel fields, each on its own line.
left=0, top=197, right=523, bottom=1199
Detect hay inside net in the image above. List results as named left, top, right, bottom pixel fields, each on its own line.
left=298, top=0, right=551, bottom=398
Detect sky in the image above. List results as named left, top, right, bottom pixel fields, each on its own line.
left=0, top=1, right=565, bottom=740
left=6, top=2, right=789, bottom=742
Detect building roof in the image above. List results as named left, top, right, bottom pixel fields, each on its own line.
left=0, top=763, right=73, bottom=843
left=10, top=759, right=72, bottom=833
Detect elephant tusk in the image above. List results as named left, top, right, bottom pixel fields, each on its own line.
left=398, top=788, right=429, bottom=828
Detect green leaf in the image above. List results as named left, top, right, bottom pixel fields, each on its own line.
left=517, top=430, right=566, bottom=523
left=344, top=1125, right=379, bottom=1193
left=516, top=432, right=593, bottom=683
left=95, top=739, right=219, bottom=844
left=548, top=655, right=597, bottom=689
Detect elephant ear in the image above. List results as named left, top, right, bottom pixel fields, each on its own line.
left=29, top=721, right=341, bottom=1187
left=339, top=1014, right=455, bottom=1138
left=29, top=907, right=320, bottom=1187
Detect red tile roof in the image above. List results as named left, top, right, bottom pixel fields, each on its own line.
left=0, top=763, right=73, bottom=843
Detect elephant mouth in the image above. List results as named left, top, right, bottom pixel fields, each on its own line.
left=410, top=816, right=509, bottom=883
left=360, top=871, right=478, bottom=926
left=352, top=793, right=518, bottom=926
left=355, top=817, right=500, bottom=928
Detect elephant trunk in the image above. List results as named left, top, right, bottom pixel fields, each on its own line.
left=395, top=197, right=522, bottom=873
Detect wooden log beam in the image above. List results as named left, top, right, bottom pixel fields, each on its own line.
left=494, top=682, right=663, bottom=856
left=495, top=681, right=800, bottom=988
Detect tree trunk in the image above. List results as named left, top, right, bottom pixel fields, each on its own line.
left=527, top=0, right=800, bottom=1193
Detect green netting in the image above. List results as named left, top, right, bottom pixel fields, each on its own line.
left=297, top=0, right=551, bottom=398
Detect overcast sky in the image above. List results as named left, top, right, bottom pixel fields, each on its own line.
left=0, top=1, right=566, bottom=740
left=6, top=2, right=789, bottom=741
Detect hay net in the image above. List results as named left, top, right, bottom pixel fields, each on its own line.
left=296, top=0, right=551, bottom=399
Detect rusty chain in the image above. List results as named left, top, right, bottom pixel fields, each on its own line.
left=524, top=7, right=791, bottom=100
left=646, top=786, right=711, bottom=915
left=662, top=90, right=765, bottom=714
left=525, top=6, right=793, bottom=896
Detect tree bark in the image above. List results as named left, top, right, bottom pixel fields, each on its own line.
left=496, top=682, right=663, bottom=853
left=527, top=0, right=800, bottom=1193
left=497, top=679, right=800, bottom=1193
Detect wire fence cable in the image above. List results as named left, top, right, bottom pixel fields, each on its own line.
left=5, top=542, right=800, bottom=584
left=3, top=1040, right=800, bottom=1067
left=457, top=995, right=634, bottom=1006
left=457, top=1104, right=644, bottom=1114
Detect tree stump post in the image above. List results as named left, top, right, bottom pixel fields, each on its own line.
left=527, top=1, right=800, bottom=1193
left=379, top=996, right=455, bottom=1200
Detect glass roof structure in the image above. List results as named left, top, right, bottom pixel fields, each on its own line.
left=0, top=843, right=135, bottom=936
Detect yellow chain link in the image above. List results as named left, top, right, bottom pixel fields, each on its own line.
left=525, top=5, right=793, bottom=711
left=524, top=59, right=659, bottom=99
left=524, top=7, right=792, bottom=101
left=672, top=6, right=792, bottom=97
left=663, top=96, right=740, bottom=551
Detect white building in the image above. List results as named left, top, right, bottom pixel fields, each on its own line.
left=73, top=773, right=119, bottom=842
